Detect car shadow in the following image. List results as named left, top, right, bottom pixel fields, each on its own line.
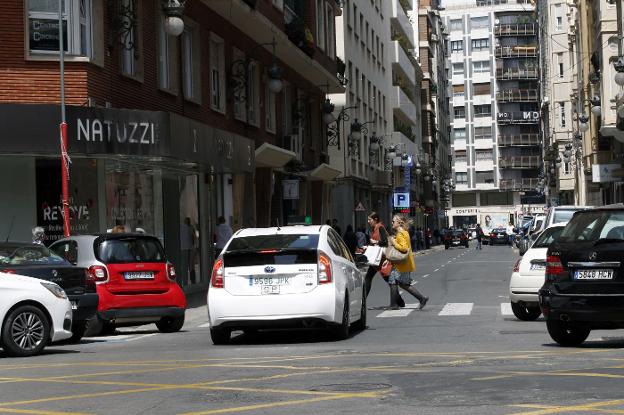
left=226, top=326, right=367, bottom=345
left=542, top=338, right=624, bottom=349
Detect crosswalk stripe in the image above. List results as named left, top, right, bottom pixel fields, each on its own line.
left=438, top=303, right=473, bottom=316
left=377, top=309, right=414, bottom=317
left=500, top=303, right=513, bottom=316
left=197, top=322, right=211, bottom=328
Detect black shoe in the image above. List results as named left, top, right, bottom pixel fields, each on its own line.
left=397, top=296, right=406, bottom=308
left=387, top=305, right=400, bottom=310
left=419, top=297, right=429, bottom=310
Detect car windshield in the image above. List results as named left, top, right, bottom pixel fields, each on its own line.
left=532, top=227, right=564, bottom=248
left=226, top=234, right=319, bottom=252
left=0, top=244, right=68, bottom=266
left=552, top=210, right=578, bottom=225
left=559, top=211, right=624, bottom=243
left=96, top=237, right=166, bottom=264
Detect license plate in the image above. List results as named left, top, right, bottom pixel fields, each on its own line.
left=530, top=264, right=545, bottom=271
left=70, top=301, right=78, bottom=310
left=250, top=276, right=291, bottom=286
left=261, top=285, right=280, bottom=295
left=574, top=269, right=614, bottom=280
left=124, top=272, right=154, bottom=280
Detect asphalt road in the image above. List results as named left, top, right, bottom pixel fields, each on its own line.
left=3, top=243, right=624, bottom=415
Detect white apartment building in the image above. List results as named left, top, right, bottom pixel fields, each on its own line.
left=442, top=0, right=543, bottom=229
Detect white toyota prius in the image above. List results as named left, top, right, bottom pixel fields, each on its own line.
left=207, top=225, right=367, bottom=344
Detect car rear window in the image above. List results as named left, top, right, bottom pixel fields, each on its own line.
left=560, top=211, right=624, bottom=242
left=552, top=210, right=577, bottom=225
left=226, top=234, right=319, bottom=251
left=96, top=237, right=166, bottom=264
left=0, top=244, right=68, bottom=266
left=532, top=227, right=564, bottom=248
left=224, top=234, right=319, bottom=267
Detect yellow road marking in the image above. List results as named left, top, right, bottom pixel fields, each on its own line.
left=509, top=399, right=624, bottom=415
left=0, top=408, right=91, bottom=415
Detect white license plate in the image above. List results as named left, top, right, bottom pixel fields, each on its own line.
left=250, top=276, right=291, bottom=286
left=574, top=269, right=614, bottom=280
left=261, top=285, right=280, bottom=295
left=124, top=272, right=154, bottom=280
left=70, top=301, right=78, bottom=310
left=530, top=264, right=545, bottom=271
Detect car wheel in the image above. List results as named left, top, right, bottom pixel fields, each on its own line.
left=333, top=294, right=350, bottom=340
left=67, top=319, right=90, bottom=343
left=210, top=327, right=231, bottom=345
left=1, top=305, right=50, bottom=357
left=100, top=319, right=117, bottom=336
left=352, top=290, right=367, bottom=331
left=156, top=315, right=185, bottom=333
left=511, top=302, right=541, bottom=321
left=546, top=319, right=590, bottom=347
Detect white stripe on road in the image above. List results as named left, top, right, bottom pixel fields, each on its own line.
left=500, top=303, right=513, bottom=316
left=438, top=303, right=473, bottom=316
left=421, top=274, right=430, bottom=278
left=434, top=268, right=440, bottom=272
left=126, top=333, right=158, bottom=342
left=197, top=322, right=211, bottom=328
left=377, top=309, right=414, bottom=317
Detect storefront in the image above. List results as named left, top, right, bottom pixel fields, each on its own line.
left=0, top=104, right=254, bottom=292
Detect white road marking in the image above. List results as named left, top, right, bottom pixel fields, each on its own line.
left=197, top=322, right=211, bottom=328
left=421, top=274, right=430, bottom=278
left=377, top=309, right=414, bottom=317
left=438, top=303, right=474, bottom=316
left=434, top=268, right=440, bottom=272
left=126, top=333, right=158, bottom=342
left=500, top=303, right=513, bottom=316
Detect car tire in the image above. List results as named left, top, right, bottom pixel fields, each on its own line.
left=511, top=302, right=541, bottom=321
left=333, top=294, right=350, bottom=340
left=156, top=315, right=185, bottom=333
left=352, top=290, right=367, bottom=331
left=546, top=319, right=590, bottom=347
left=210, top=327, right=231, bottom=345
left=1, top=305, right=50, bottom=357
left=100, top=320, right=117, bottom=336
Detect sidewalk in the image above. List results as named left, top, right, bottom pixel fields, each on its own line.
left=414, top=244, right=446, bottom=255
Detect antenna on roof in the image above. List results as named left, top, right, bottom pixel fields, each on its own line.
left=5, top=216, right=15, bottom=242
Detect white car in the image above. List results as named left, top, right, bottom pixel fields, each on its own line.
left=1, top=272, right=72, bottom=357
left=539, top=205, right=593, bottom=233
left=207, top=225, right=366, bottom=344
left=509, top=225, right=565, bottom=321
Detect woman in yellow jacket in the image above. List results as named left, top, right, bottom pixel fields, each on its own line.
left=388, top=214, right=429, bottom=310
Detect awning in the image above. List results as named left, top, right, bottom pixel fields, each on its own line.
left=255, top=142, right=296, bottom=168
left=308, top=163, right=342, bottom=181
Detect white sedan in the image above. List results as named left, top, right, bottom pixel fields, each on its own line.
left=207, top=225, right=366, bottom=344
left=509, top=225, right=565, bottom=321
left=1, top=272, right=73, bottom=357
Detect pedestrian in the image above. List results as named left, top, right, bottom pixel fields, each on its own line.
left=433, top=228, right=441, bottom=245
left=425, top=228, right=432, bottom=249
left=343, top=225, right=358, bottom=258
left=475, top=223, right=483, bottom=250
left=180, top=217, right=197, bottom=284
left=506, top=221, right=515, bottom=247
left=387, top=214, right=429, bottom=310
left=355, top=226, right=367, bottom=250
left=416, top=227, right=424, bottom=250
left=364, top=212, right=405, bottom=307
left=408, top=224, right=417, bottom=252
left=215, top=216, right=233, bottom=258
left=331, top=219, right=342, bottom=236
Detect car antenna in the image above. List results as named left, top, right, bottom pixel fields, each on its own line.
left=5, top=216, right=15, bottom=242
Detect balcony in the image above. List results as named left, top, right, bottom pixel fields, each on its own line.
left=498, top=134, right=540, bottom=147
left=391, top=0, right=415, bottom=49
left=496, top=89, right=539, bottom=102
left=494, top=23, right=537, bottom=37
left=495, top=68, right=538, bottom=80
left=495, top=46, right=538, bottom=58
left=499, top=178, right=540, bottom=191
left=499, top=156, right=541, bottom=169
left=391, top=86, right=417, bottom=126
left=391, top=41, right=416, bottom=87
left=497, top=111, right=540, bottom=124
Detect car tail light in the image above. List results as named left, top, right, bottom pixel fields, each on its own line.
left=512, top=258, right=521, bottom=273
left=87, top=265, right=108, bottom=283
left=211, top=258, right=224, bottom=288
left=545, top=255, right=564, bottom=282
left=318, top=252, right=333, bottom=284
left=1, top=269, right=16, bottom=274
left=166, top=263, right=176, bottom=281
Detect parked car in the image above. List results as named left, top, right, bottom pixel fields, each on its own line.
left=1, top=272, right=72, bottom=356
left=444, top=229, right=469, bottom=249
left=0, top=242, right=98, bottom=342
left=540, top=205, right=593, bottom=233
left=50, top=234, right=186, bottom=335
left=207, top=225, right=367, bottom=345
left=509, top=225, right=565, bottom=321
left=488, top=228, right=509, bottom=245
left=539, top=205, right=624, bottom=346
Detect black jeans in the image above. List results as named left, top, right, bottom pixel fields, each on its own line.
left=364, top=266, right=378, bottom=298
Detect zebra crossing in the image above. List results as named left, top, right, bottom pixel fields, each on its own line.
left=373, top=302, right=517, bottom=318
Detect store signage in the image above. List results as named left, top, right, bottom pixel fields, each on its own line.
left=77, top=118, right=156, bottom=145
left=453, top=208, right=479, bottom=215
left=592, top=163, right=622, bottom=183
left=29, top=18, right=67, bottom=52
left=393, top=192, right=410, bottom=209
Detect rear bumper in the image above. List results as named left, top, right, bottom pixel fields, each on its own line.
left=96, top=283, right=187, bottom=313
left=100, top=306, right=185, bottom=321
left=68, top=293, right=99, bottom=322
left=539, top=289, right=624, bottom=328
left=509, top=272, right=543, bottom=304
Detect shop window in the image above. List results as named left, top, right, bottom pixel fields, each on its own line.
left=178, top=175, right=201, bottom=285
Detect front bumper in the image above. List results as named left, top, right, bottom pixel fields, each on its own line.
left=50, top=302, right=73, bottom=343
left=539, top=288, right=624, bottom=328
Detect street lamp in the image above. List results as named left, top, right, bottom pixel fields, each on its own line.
left=348, top=118, right=375, bottom=157
left=229, top=39, right=283, bottom=102
left=162, top=0, right=187, bottom=36
left=578, top=114, right=590, bottom=133
left=323, top=100, right=357, bottom=149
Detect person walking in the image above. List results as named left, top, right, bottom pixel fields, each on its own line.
left=416, top=227, right=424, bottom=250
left=387, top=214, right=428, bottom=310
left=506, top=222, right=515, bottom=247
left=364, top=212, right=405, bottom=307
left=343, top=225, right=358, bottom=258
left=475, top=223, right=483, bottom=250
left=215, top=216, right=233, bottom=258
left=355, top=227, right=367, bottom=250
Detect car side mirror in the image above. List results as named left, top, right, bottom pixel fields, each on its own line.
left=355, top=253, right=368, bottom=267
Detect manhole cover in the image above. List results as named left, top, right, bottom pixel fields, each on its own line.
left=310, top=383, right=392, bottom=392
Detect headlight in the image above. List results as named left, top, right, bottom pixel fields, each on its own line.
left=41, top=282, right=68, bottom=299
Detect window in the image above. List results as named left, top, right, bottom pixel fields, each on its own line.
left=209, top=34, right=225, bottom=112
left=451, top=40, right=464, bottom=53
left=470, top=16, right=489, bottom=29
left=476, top=149, right=493, bottom=160
left=454, top=106, right=466, bottom=118
left=471, top=38, right=489, bottom=52
left=452, top=62, right=464, bottom=75
left=353, top=4, right=358, bottom=33
left=456, top=172, right=468, bottom=184
left=474, top=104, right=491, bottom=117
left=158, top=11, right=177, bottom=92
left=473, top=60, right=490, bottom=73
left=450, top=19, right=463, bottom=31
left=265, top=84, right=276, bottom=133
left=247, top=61, right=260, bottom=126
left=454, top=128, right=466, bottom=139
left=564, top=161, right=571, bottom=175
left=474, top=126, right=492, bottom=140
left=554, top=4, right=563, bottom=30
left=556, top=52, right=564, bottom=78
left=28, top=0, right=92, bottom=57
left=181, top=23, right=201, bottom=103
left=453, top=85, right=465, bottom=99
left=120, top=0, right=138, bottom=76
left=475, top=171, right=494, bottom=184
left=282, top=82, right=292, bottom=134
left=473, top=83, right=490, bottom=95
left=233, top=48, right=246, bottom=121
left=326, top=3, right=335, bottom=58
left=455, top=150, right=467, bottom=162
left=559, top=102, right=566, bottom=128
left=316, top=0, right=326, bottom=50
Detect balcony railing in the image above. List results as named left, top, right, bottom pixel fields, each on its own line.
left=494, top=23, right=537, bottom=37
left=495, top=46, right=538, bottom=58
left=499, top=156, right=541, bottom=169
left=495, top=68, right=538, bottom=80
left=496, top=89, right=539, bottom=102
left=499, top=178, right=540, bottom=190
left=498, top=134, right=540, bottom=147
left=497, top=111, right=540, bottom=124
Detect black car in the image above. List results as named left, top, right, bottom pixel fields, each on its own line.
left=0, top=242, right=98, bottom=342
left=444, top=230, right=469, bottom=249
left=488, top=228, right=509, bottom=245
left=539, top=206, right=624, bottom=346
